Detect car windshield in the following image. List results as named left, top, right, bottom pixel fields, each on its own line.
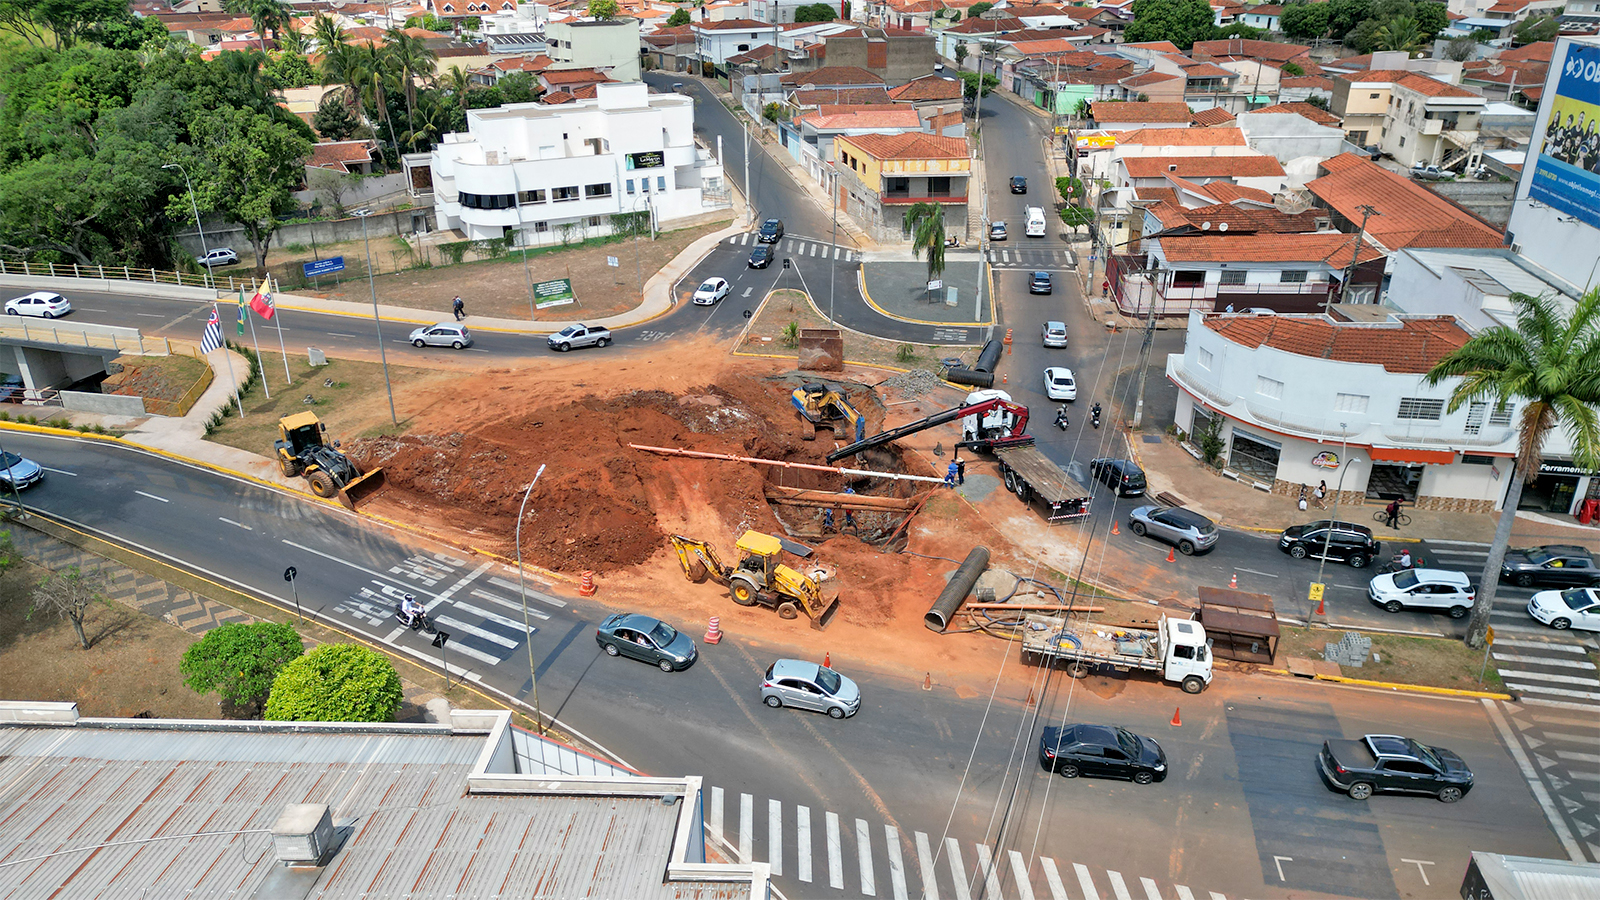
left=1560, top=589, right=1597, bottom=610
left=1407, top=739, right=1443, bottom=770
left=1114, top=727, right=1140, bottom=758
left=1525, top=549, right=1553, bottom=564
left=816, top=667, right=842, bottom=694
left=0, top=452, right=20, bottom=468
left=649, top=621, right=678, bottom=645
left=557, top=326, right=579, bottom=337
left=1391, top=570, right=1420, bottom=589
left=698, top=281, right=718, bottom=292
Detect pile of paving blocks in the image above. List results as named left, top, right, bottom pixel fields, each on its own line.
left=1323, top=632, right=1373, bottom=667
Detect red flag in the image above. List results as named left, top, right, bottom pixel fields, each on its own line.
left=249, top=278, right=275, bottom=319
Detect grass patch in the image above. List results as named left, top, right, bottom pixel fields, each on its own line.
left=1278, top=626, right=1503, bottom=692
left=115, top=352, right=208, bottom=387
left=741, top=288, right=977, bottom=370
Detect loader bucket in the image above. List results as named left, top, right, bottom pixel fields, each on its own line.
left=337, top=467, right=388, bottom=510
left=811, top=586, right=841, bottom=631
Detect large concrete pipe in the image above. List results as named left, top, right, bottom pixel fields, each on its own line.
left=944, top=366, right=995, bottom=389
left=925, top=546, right=991, bottom=632
left=973, top=339, right=1003, bottom=374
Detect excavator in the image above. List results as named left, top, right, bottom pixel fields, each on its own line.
left=791, top=382, right=867, bottom=443
left=669, top=530, right=841, bottom=630
left=274, top=412, right=387, bottom=510
left=827, top=391, right=1031, bottom=463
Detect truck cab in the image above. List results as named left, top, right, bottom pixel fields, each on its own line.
left=1161, top=618, right=1213, bottom=690
left=961, top=389, right=1022, bottom=445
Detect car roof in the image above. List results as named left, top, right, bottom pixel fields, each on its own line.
left=1532, top=544, right=1592, bottom=556
left=1412, top=569, right=1472, bottom=585
left=19, top=291, right=61, bottom=300
left=771, top=658, right=821, bottom=680
left=762, top=218, right=781, bottom=226
left=1045, top=320, right=1066, bottom=329
left=1032, top=271, right=1050, bottom=278
left=1164, top=508, right=1212, bottom=527
left=614, top=613, right=662, bottom=631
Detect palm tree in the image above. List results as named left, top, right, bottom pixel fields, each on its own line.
left=1423, top=288, right=1600, bottom=648
left=905, top=201, right=946, bottom=302
left=1373, top=15, right=1426, bottom=55
left=353, top=43, right=402, bottom=154
left=384, top=28, right=438, bottom=152
left=227, top=0, right=292, bottom=52
left=438, top=65, right=473, bottom=117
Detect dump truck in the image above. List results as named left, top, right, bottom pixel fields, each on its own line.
left=791, top=382, right=866, bottom=443
left=1019, top=613, right=1213, bottom=693
left=670, top=531, right=841, bottom=629
left=274, top=412, right=387, bottom=510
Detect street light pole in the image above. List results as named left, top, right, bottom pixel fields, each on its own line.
left=1337, top=204, right=1381, bottom=307
left=163, top=162, right=213, bottom=289
left=829, top=160, right=838, bottom=322
left=355, top=209, right=398, bottom=427
left=515, top=464, right=548, bottom=735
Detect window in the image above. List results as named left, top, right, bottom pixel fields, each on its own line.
left=1172, top=270, right=1205, bottom=285
left=1220, top=270, right=1246, bottom=285
left=585, top=182, right=612, bottom=198
left=1334, top=393, right=1369, bottom=414
left=518, top=189, right=545, bottom=204
left=626, top=179, right=635, bottom=195
left=459, top=191, right=516, bottom=210
left=1370, top=93, right=1380, bottom=99
left=928, top=176, right=951, bottom=195
left=657, top=176, right=666, bottom=191
left=886, top=176, right=909, bottom=194
left=1256, top=376, right=1283, bottom=400
left=1489, top=403, right=1513, bottom=427
left=1197, top=347, right=1213, bottom=370
left=1465, top=401, right=1487, bottom=435
left=1280, top=270, right=1307, bottom=283
left=551, top=185, right=580, bottom=202
left=1399, top=135, right=1406, bottom=147
left=588, top=216, right=602, bottom=227
left=1461, top=454, right=1495, bottom=465
left=1396, top=397, right=1445, bottom=420
left=1348, top=130, right=1367, bottom=145
left=534, top=221, right=549, bottom=232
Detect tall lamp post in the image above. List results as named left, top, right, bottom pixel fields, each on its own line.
left=354, top=209, right=398, bottom=427
left=828, top=160, right=839, bottom=321
left=164, top=162, right=213, bottom=289
left=515, top=464, right=548, bottom=735
left=1337, top=204, right=1381, bottom=308
left=1314, top=425, right=1358, bottom=617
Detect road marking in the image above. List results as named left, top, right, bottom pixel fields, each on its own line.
left=1569, top=770, right=1600, bottom=781
left=431, top=614, right=518, bottom=648
left=944, top=837, right=971, bottom=900
left=1484, top=698, right=1585, bottom=859
left=856, top=818, right=874, bottom=896
left=1556, top=749, right=1600, bottom=763
left=1545, top=730, right=1600, bottom=742
left=710, top=787, right=724, bottom=841
left=1494, top=638, right=1588, bottom=652
left=1493, top=653, right=1597, bottom=669
left=1505, top=680, right=1600, bottom=697
left=486, top=575, right=566, bottom=606
left=769, top=799, right=782, bottom=877
left=1499, top=669, right=1600, bottom=685
left=915, top=831, right=938, bottom=900
left=1141, top=876, right=1162, bottom=899
left=469, top=588, right=551, bottom=619
left=453, top=597, right=545, bottom=632
left=1533, top=712, right=1600, bottom=729
left=326, top=332, right=358, bottom=338
left=975, top=844, right=1000, bottom=900
left=797, top=805, right=812, bottom=883
left=739, top=792, right=752, bottom=863
left=79, top=307, right=107, bottom=312
left=1400, top=858, right=1435, bottom=886
left=42, top=466, right=75, bottom=476
left=1041, top=858, right=1067, bottom=900
left=134, top=313, right=165, bottom=318
left=1176, top=887, right=1197, bottom=900
left=826, top=810, right=844, bottom=890
left=834, top=247, right=842, bottom=259
left=1108, top=870, right=1133, bottom=900
left=1524, top=696, right=1600, bottom=711
left=810, top=244, right=819, bottom=256
left=1272, top=857, right=1292, bottom=881
left=1074, top=862, right=1101, bottom=900
left=1428, top=539, right=1490, bottom=547
left=218, top=517, right=252, bottom=531
left=1008, top=850, right=1035, bottom=900
left=884, top=825, right=908, bottom=900
left=1232, top=567, right=1279, bottom=578
left=134, top=490, right=168, bottom=502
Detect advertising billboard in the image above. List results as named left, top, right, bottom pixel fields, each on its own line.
left=533, top=278, right=574, bottom=309
left=1529, top=42, right=1600, bottom=230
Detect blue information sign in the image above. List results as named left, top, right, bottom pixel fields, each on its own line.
left=302, top=256, right=346, bottom=278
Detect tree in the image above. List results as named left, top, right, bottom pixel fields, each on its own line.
left=1372, top=15, right=1426, bottom=53
left=667, top=8, right=692, bottom=25
left=1514, top=15, right=1559, bottom=45
left=968, top=2, right=994, bottom=17
left=404, top=12, right=451, bottom=31
left=1059, top=205, right=1093, bottom=235
left=29, top=565, right=110, bottom=651
left=313, top=91, right=360, bottom=139
left=905, top=201, right=946, bottom=300
left=1444, top=34, right=1478, bottom=61
left=188, top=105, right=313, bottom=275
left=1124, top=0, right=1217, bottom=50
left=225, top=0, right=293, bottom=52
left=954, top=42, right=968, bottom=67
left=89, top=13, right=170, bottom=51
left=1055, top=175, right=1084, bottom=203
left=499, top=70, right=537, bottom=103
left=762, top=101, right=785, bottom=122
left=795, top=3, right=837, bottom=22
left=264, top=643, right=403, bottom=722
left=1325, top=0, right=1373, bottom=39
left=1345, top=17, right=1385, bottom=52
left=1422, top=289, right=1600, bottom=649
left=1280, top=3, right=1331, bottom=40
left=1413, top=1, right=1448, bottom=37
left=1305, top=94, right=1331, bottom=110
left=0, top=0, right=131, bottom=49
left=958, top=70, right=997, bottom=99
left=263, top=50, right=315, bottom=89
left=586, top=0, right=620, bottom=19
left=1282, top=61, right=1304, bottom=77
left=384, top=27, right=438, bottom=152
left=179, top=621, right=304, bottom=716
left=1216, top=23, right=1265, bottom=39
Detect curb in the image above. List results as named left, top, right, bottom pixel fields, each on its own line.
left=855, top=267, right=993, bottom=329
left=1261, top=667, right=1511, bottom=700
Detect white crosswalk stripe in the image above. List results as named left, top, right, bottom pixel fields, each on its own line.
left=975, top=844, right=1001, bottom=899
left=1077, top=862, right=1102, bottom=900
left=799, top=805, right=813, bottom=883
left=1009, top=850, right=1036, bottom=900
left=827, top=811, right=844, bottom=890
left=916, top=830, right=939, bottom=900
left=769, top=799, right=782, bottom=877
left=740, top=792, right=752, bottom=862
left=945, top=837, right=972, bottom=900
left=885, top=825, right=909, bottom=900
left=857, top=819, right=875, bottom=896
left=1042, top=858, right=1068, bottom=900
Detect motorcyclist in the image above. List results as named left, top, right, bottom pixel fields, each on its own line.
left=1395, top=549, right=1413, bottom=570
left=1054, top=406, right=1069, bottom=429
left=400, top=593, right=426, bottom=628
left=1091, top=402, right=1102, bottom=422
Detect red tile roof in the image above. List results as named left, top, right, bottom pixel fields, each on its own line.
left=1199, top=181, right=1274, bottom=205
left=1117, top=126, right=1246, bottom=146
left=1393, top=72, right=1481, bottom=99
left=1203, top=314, right=1470, bottom=373
left=1119, top=71, right=1180, bottom=87
left=943, top=16, right=1024, bottom=33
left=307, top=140, right=377, bottom=172
left=541, top=68, right=611, bottom=85
left=780, top=66, right=884, bottom=86
left=691, top=18, right=772, bottom=30
left=1167, top=201, right=1327, bottom=233
left=1158, top=232, right=1383, bottom=265
left=1502, top=40, right=1554, bottom=63
left=1190, top=107, right=1237, bottom=126
left=839, top=131, right=969, bottom=160
left=1124, top=41, right=1182, bottom=52
left=1092, top=101, right=1194, bottom=123
left=726, top=44, right=778, bottom=63
left=1305, top=153, right=1505, bottom=250
left=1247, top=101, right=1341, bottom=126
left=1125, top=155, right=1285, bottom=178
left=1190, top=38, right=1309, bottom=64
left=887, top=75, right=964, bottom=102
left=797, top=107, right=922, bottom=130
left=790, top=87, right=894, bottom=106
left=1281, top=75, right=1335, bottom=91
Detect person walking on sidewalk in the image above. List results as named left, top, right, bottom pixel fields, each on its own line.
left=452, top=296, right=465, bottom=321
left=1314, top=480, right=1327, bottom=509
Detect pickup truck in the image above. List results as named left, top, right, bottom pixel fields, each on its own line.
left=1317, top=733, right=1474, bottom=803
left=1410, top=164, right=1450, bottom=181
left=547, top=323, right=611, bottom=351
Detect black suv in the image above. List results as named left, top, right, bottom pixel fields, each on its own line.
left=1088, top=458, right=1146, bottom=496
left=758, top=218, right=785, bottom=243
left=1318, top=734, right=1473, bottom=803
left=1010, top=175, right=1027, bottom=194
left=1279, top=520, right=1381, bottom=568
left=1500, top=545, right=1600, bottom=587
left=748, top=244, right=773, bottom=268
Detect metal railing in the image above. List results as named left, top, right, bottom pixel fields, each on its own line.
left=144, top=365, right=213, bottom=418
left=0, top=258, right=243, bottom=293
left=0, top=321, right=171, bottom=356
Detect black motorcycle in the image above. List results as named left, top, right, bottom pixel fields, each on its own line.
left=394, top=600, right=434, bottom=634
left=1090, top=403, right=1102, bottom=429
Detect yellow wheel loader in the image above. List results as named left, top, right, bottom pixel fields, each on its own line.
left=790, top=382, right=866, bottom=443
left=670, top=530, right=841, bottom=630
left=274, top=412, right=387, bottom=510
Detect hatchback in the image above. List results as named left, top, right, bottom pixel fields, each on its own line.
left=1041, top=320, right=1068, bottom=348
left=761, top=658, right=860, bottom=718
left=408, top=322, right=472, bottom=349
left=1039, top=724, right=1167, bottom=784
left=1088, top=458, right=1146, bottom=497
left=1029, top=271, right=1052, bottom=294
left=1128, top=505, right=1218, bottom=555
left=1279, top=520, right=1381, bottom=569
left=1527, top=588, right=1600, bottom=631
left=1367, top=568, right=1475, bottom=617
left=990, top=221, right=1008, bottom=241
left=1500, top=545, right=1600, bottom=587
left=1043, top=367, right=1077, bottom=401
left=5, top=291, right=71, bottom=319
left=1010, top=176, right=1027, bottom=194
left=758, top=218, right=785, bottom=243
left=748, top=244, right=773, bottom=268
left=0, top=451, right=44, bottom=489
left=199, top=247, right=240, bottom=267
left=595, top=613, right=697, bottom=672
left=692, top=277, right=730, bottom=305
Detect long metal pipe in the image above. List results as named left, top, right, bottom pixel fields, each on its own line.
left=629, top=444, right=947, bottom=484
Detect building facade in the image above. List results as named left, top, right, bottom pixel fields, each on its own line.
left=545, top=17, right=641, bottom=82
left=833, top=132, right=970, bottom=243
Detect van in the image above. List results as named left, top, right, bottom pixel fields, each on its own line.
left=1025, top=207, right=1046, bottom=237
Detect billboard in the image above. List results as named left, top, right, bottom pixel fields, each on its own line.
left=1529, top=42, right=1600, bottom=230
left=533, top=278, right=574, bottom=309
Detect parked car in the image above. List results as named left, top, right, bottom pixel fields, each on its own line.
left=1029, top=271, right=1052, bottom=294
left=1043, top=367, right=1077, bottom=401
left=1367, top=568, right=1475, bottom=617
left=1010, top=175, right=1028, bottom=194
left=1041, top=320, right=1068, bottom=348
left=199, top=247, right=239, bottom=267
left=990, top=221, right=1008, bottom=241
left=1410, top=163, right=1449, bottom=181
left=547, top=323, right=611, bottom=351
left=1527, top=587, right=1600, bottom=631
left=5, top=291, right=71, bottom=319
left=408, top=322, right=472, bottom=349
left=1128, top=505, right=1218, bottom=555
left=758, top=218, right=785, bottom=243
left=595, top=613, right=697, bottom=672
left=0, top=451, right=44, bottom=490
left=692, top=277, right=731, bottom=305
left=1039, top=724, right=1166, bottom=784
left=1279, top=520, right=1382, bottom=569
left=748, top=245, right=773, bottom=269
left=1088, top=458, right=1146, bottom=497
left=761, top=658, right=860, bottom=718
left=1500, top=545, right=1600, bottom=587
left=1317, top=734, right=1473, bottom=802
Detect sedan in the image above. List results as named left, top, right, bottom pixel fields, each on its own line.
left=1043, top=367, right=1077, bottom=401
left=990, top=221, right=1008, bottom=241
left=1010, top=176, right=1027, bottom=194
left=6, top=291, right=71, bottom=319
left=0, top=451, right=44, bottom=489
left=1500, top=545, right=1600, bottom=587
left=1528, top=587, right=1600, bottom=631
left=748, top=245, right=773, bottom=268
left=1041, top=320, right=1068, bottom=348
left=199, top=247, right=239, bottom=267
left=1029, top=271, right=1052, bottom=294
left=407, top=323, right=472, bottom=349
left=1128, top=505, right=1218, bottom=555
left=761, top=658, right=860, bottom=718
left=692, top=277, right=730, bottom=305
left=1367, top=568, right=1475, bottom=617
left=1039, top=724, right=1167, bottom=784
left=595, top=613, right=697, bottom=672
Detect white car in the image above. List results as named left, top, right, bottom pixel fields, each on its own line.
left=692, top=277, right=730, bottom=306
left=199, top=247, right=239, bottom=267
left=1043, top=367, right=1077, bottom=401
left=1368, top=568, right=1475, bottom=618
left=5, top=291, right=71, bottom=319
left=407, top=322, right=472, bottom=349
left=1528, top=587, right=1600, bottom=631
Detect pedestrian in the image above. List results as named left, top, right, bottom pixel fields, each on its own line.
left=1385, top=498, right=1402, bottom=529
left=955, top=456, right=966, bottom=485
left=945, top=460, right=959, bottom=487
left=452, top=296, right=465, bottom=321
left=1298, top=486, right=1308, bottom=512
left=1314, top=480, right=1327, bottom=509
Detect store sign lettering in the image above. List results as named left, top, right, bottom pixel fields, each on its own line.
left=1311, top=451, right=1340, bottom=469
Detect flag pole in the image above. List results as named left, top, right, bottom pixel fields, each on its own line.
left=246, top=299, right=269, bottom=400
left=270, top=276, right=292, bottom=384
left=214, top=301, right=244, bottom=417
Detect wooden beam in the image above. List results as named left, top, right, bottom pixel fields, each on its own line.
left=630, top=443, right=945, bottom=484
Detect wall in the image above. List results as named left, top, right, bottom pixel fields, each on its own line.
left=1424, top=179, right=1516, bottom=227
left=176, top=208, right=429, bottom=259
left=61, top=391, right=145, bottom=416
left=1236, top=113, right=1347, bottom=167
left=293, top=173, right=411, bottom=211
left=824, top=34, right=936, bottom=86
left=548, top=18, right=642, bottom=81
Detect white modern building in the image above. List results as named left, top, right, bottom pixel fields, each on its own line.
left=546, top=17, right=642, bottom=81
left=429, top=83, right=725, bottom=245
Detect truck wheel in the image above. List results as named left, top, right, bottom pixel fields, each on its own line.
left=307, top=470, right=337, bottom=498
left=1003, top=469, right=1017, bottom=493
left=1130, top=522, right=1146, bottom=536
left=764, top=695, right=782, bottom=709
left=1448, top=606, right=1469, bottom=619
left=1067, top=662, right=1090, bottom=679
left=597, top=337, right=610, bottom=347
left=729, top=576, right=759, bottom=606
left=1347, top=782, right=1374, bottom=801
left=776, top=601, right=799, bottom=619
left=1015, top=480, right=1030, bottom=502
left=1181, top=675, right=1204, bottom=694
left=1289, top=545, right=1307, bottom=559
left=279, top=456, right=302, bottom=477
left=558, top=342, right=571, bottom=352
left=1056, top=763, right=1079, bottom=778
left=1437, top=786, right=1463, bottom=803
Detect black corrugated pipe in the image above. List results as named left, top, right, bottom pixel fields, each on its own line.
left=924, top=546, right=991, bottom=632
left=973, top=339, right=1003, bottom=373
left=944, top=367, right=994, bottom=389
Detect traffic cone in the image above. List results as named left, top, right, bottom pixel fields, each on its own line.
left=823, top=651, right=831, bottom=668
left=1171, top=707, right=1182, bottom=727
left=923, top=672, right=932, bottom=691
left=1112, top=520, right=1120, bottom=535
left=1026, top=688, right=1036, bottom=707
left=1002, top=372, right=1008, bottom=384
left=578, top=570, right=596, bottom=596
left=1229, top=572, right=1238, bottom=589
left=1166, top=546, right=1176, bottom=563
left=1316, top=595, right=1326, bottom=617
left=704, top=616, right=722, bottom=644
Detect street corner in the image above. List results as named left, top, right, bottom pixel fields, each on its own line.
left=860, top=258, right=993, bottom=327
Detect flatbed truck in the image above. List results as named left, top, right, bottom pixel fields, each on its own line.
left=1019, top=613, right=1213, bottom=693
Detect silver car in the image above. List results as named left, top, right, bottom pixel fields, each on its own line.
left=761, top=658, right=860, bottom=719
left=408, top=322, right=472, bottom=349
left=1042, top=320, right=1068, bottom=348
left=1128, top=505, right=1219, bottom=556
left=0, top=450, right=43, bottom=489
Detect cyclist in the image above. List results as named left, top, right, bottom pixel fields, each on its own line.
left=1384, top=498, right=1403, bottom=529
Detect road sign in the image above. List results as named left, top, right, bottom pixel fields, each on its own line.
left=783, top=258, right=791, bottom=269
left=533, top=278, right=574, bottom=309
left=1308, top=583, right=1325, bottom=603
left=302, top=256, right=345, bottom=278
left=283, top=566, right=297, bottom=582
left=1485, top=626, right=1494, bottom=645
left=606, top=256, right=619, bottom=267
left=928, top=279, right=944, bottom=291
left=742, top=309, right=753, bottom=319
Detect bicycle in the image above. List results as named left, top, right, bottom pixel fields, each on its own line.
left=1373, top=508, right=1412, bottom=527
left=1376, top=555, right=1426, bottom=574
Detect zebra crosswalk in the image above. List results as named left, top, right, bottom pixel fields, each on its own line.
left=705, top=786, right=1227, bottom=900
left=728, top=232, right=859, bottom=262
left=987, top=248, right=1078, bottom=270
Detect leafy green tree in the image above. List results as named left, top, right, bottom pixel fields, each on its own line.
left=968, top=2, right=994, bottom=17
left=587, top=0, right=620, bottom=19
left=1282, top=61, right=1304, bottom=76
left=89, top=13, right=170, bottom=51
left=1055, top=175, right=1084, bottom=203
left=1325, top=0, right=1373, bottom=39
left=954, top=42, right=968, bottom=67
left=1280, top=3, right=1330, bottom=39
left=1305, top=94, right=1331, bottom=110
left=1471, top=27, right=1498, bottom=42
left=1124, top=0, right=1218, bottom=50
left=179, top=621, right=304, bottom=716
left=385, top=27, right=438, bottom=151
left=499, top=70, right=537, bottom=103
left=795, top=3, right=837, bottom=22
left=263, top=50, right=315, bottom=88
left=313, top=91, right=360, bottom=140
left=1413, top=1, right=1447, bottom=37
left=1216, top=22, right=1265, bottom=39
left=1514, top=15, right=1559, bottom=45
left=667, top=8, right=692, bottom=25
left=1423, top=289, right=1600, bottom=648
left=958, top=70, right=997, bottom=99
left=905, top=201, right=946, bottom=299
left=1059, top=205, right=1093, bottom=235
left=0, top=0, right=132, bottom=49
left=762, top=101, right=785, bottom=121
left=188, top=105, right=312, bottom=274
left=29, top=566, right=110, bottom=651
left=404, top=13, right=451, bottom=31
left=264, top=643, right=403, bottom=722
left=1345, top=17, right=1385, bottom=52
left=1372, top=15, right=1425, bottom=53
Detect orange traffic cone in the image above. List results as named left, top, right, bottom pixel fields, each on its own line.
left=704, top=616, right=722, bottom=645
left=1229, top=572, right=1238, bottom=588
left=1171, top=707, right=1182, bottom=727
left=1112, top=520, right=1120, bottom=535
left=1166, top=547, right=1176, bottom=563
left=578, top=570, right=596, bottom=596
left=823, top=651, right=831, bottom=668
left=1002, top=372, right=1008, bottom=384
left=1316, top=595, right=1326, bottom=617
left=923, top=672, right=932, bottom=691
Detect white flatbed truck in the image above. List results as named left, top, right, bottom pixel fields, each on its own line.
left=1019, top=613, right=1214, bottom=693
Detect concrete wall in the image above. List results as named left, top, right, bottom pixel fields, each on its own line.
left=62, top=390, right=145, bottom=416
left=175, top=208, right=432, bottom=259
left=824, top=34, right=936, bottom=86
left=293, top=173, right=411, bottom=211
left=0, top=273, right=217, bottom=302
left=1424, top=179, right=1516, bottom=228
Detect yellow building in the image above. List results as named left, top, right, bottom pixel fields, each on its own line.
left=833, top=132, right=972, bottom=243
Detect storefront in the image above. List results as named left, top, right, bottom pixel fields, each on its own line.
left=1519, top=460, right=1589, bottom=515
left=1228, top=429, right=1281, bottom=482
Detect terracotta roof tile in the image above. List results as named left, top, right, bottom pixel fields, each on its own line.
left=1117, top=126, right=1246, bottom=146
left=1120, top=71, right=1180, bottom=87
left=942, top=16, right=1025, bottom=33
left=1126, top=155, right=1283, bottom=178
left=1135, top=187, right=1180, bottom=207
left=1203, top=314, right=1471, bottom=374
left=1190, top=38, right=1309, bottom=63
left=1306, top=153, right=1504, bottom=251
left=838, top=132, right=968, bottom=160
left=541, top=68, right=611, bottom=85
left=1247, top=101, right=1341, bottom=126
left=1393, top=72, right=1481, bottom=99
left=307, top=140, right=377, bottom=171
left=1199, top=182, right=1274, bottom=205
left=1170, top=201, right=1326, bottom=232
left=790, top=87, right=894, bottom=106
left=1502, top=40, right=1554, bottom=63
left=798, top=107, right=922, bottom=129
left=1124, top=41, right=1181, bottom=52
left=1190, top=107, right=1237, bottom=126
left=1281, top=75, right=1335, bottom=90
left=1092, top=101, right=1194, bottom=123
left=887, top=75, right=964, bottom=102
left=691, top=18, right=771, bottom=29
left=1158, top=232, right=1383, bottom=265
left=780, top=66, right=884, bottom=86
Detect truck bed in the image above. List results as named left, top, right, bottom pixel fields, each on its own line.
left=992, top=445, right=1090, bottom=520
left=1020, top=614, right=1162, bottom=670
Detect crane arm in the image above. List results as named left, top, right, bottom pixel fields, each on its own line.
left=826, top=397, right=1029, bottom=462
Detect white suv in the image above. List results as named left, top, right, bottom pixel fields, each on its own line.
left=1368, top=569, right=1475, bottom=618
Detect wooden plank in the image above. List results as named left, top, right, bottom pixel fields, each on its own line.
left=992, top=446, right=1090, bottom=503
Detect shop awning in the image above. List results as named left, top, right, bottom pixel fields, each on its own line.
left=1369, top=447, right=1457, bottom=465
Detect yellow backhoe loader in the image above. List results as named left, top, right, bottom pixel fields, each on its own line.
left=274, top=412, right=387, bottom=510
left=670, top=531, right=841, bottom=630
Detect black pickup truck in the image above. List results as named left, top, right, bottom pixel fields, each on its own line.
left=1317, top=734, right=1474, bottom=803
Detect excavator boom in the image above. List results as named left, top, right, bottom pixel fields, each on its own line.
left=826, top=396, right=1031, bottom=462
left=670, top=535, right=731, bottom=585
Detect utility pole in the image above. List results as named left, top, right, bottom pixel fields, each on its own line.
left=1130, top=264, right=1163, bottom=429
left=1337, top=204, right=1381, bottom=307
left=829, top=161, right=838, bottom=321
left=355, top=209, right=398, bottom=427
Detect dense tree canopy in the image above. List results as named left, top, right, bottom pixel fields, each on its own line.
left=666, top=8, right=692, bottom=26
left=264, top=643, right=403, bottom=722
left=795, top=3, right=837, bottom=22
left=1124, top=0, right=1218, bottom=51
left=180, top=621, right=304, bottom=716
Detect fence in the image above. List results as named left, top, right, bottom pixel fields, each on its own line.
left=143, top=363, right=214, bottom=418
left=0, top=258, right=255, bottom=295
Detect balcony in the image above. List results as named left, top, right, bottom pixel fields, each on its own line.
left=1422, top=118, right=1443, bottom=136
left=881, top=192, right=966, bottom=204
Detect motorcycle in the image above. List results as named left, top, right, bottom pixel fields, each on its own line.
left=1090, top=403, right=1102, bottom=429
left=1054, top=407, right=1069, bottom=431
left=394, top=600, right=434, bottom=634
left=1376, top=555, right=1425, bottom=575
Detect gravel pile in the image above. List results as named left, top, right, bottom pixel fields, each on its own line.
left=880, top=368, right=944, bottom=398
